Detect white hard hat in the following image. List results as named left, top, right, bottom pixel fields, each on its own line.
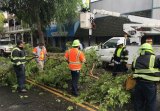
left=117, top=40, right=124, bottom=46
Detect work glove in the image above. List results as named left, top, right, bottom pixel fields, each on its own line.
left=110, top=57, right=114, bottom=63
left=35, top=55, right=39, bottom=58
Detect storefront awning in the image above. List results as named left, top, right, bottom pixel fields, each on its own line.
left=45, top=21, right=80, bottom=37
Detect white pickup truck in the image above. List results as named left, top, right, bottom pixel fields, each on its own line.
left=0, top=38, right=15, bottom=56
left=96, top=37, right=160, bottom=65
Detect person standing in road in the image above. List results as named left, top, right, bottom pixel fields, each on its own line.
left=112, top=39, right=129, bottom=76
left=11, top=40, right=27, bottom=93
left=64, top=39, right=86, bottom=96
left=132, top=43, right=160, bottom=111
left=32, top=43, right=47, bottom=71
left=79, top=42, right=84, bottom=50
left=79, top=40, right=85, bottom=51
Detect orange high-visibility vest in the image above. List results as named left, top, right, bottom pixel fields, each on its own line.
left=33, top=46, right=47, bottom=61
left=65, top=48, right=86, bottom=71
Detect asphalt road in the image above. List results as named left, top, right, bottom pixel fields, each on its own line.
left=0, top=86, right=88, bottom=111
left=1, top=77, right=160, bottom=111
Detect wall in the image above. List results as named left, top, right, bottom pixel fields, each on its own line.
left=152, top=0, right=160, bottom=19
left=91, top=0, right=152, bottom=14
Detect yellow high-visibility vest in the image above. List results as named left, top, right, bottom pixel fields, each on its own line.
left=133, top=55, right=160, bottom=81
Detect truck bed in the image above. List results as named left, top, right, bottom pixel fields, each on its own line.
left=126, top=45, right=160, bottom=64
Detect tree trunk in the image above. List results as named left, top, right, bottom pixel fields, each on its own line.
left=37, top=17, right=45, bottom=44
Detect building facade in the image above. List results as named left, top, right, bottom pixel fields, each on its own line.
left=91, top=0, right=160, bottom=19
left=77, top=0, right=160, bottom=46
left=2, top=12, right=33, bottom=45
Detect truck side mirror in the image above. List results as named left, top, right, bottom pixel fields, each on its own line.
left=101, top=44, right=103, bottom=48
left=101, top=44, right=104, bottom=49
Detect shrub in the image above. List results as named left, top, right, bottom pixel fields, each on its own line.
left=80, top=73, right=131, bottom=110
left=46, top=44, right=62, bottom=53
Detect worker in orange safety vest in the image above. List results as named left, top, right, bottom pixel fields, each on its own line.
left=65, top=39, right=86, bottom=96
left=33, top=43, right=47, bottom=71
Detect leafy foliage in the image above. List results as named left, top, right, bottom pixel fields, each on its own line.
left=0, top=47, right=132, bottom=110
left=83, top=49, right=101, bottom=70
left=1, top=0, right=82, bottom=43
left=65, top=41, right=72, bottom=50
left=38, top=61, right=71, bottom=88
left=0, top=57, right=16, bottom=86
left=80, top=73, right=131, bottom=110
left=46, top=44, right=63, bottom=53
left=24, top=43, right=33, bottom=56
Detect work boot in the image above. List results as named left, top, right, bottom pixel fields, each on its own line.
left=72, top=93, right=79, bottom=97
left=112, top=72, right=117, bottom=77
left=18, top=89, right=27, bottom=93
left=71, top=91, right=79, bottom=97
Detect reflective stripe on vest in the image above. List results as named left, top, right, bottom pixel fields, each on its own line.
left=120, top=55, right=128, bottom=62
left=133, top=74, right=160, bottom=81
left=11, top=47, right=26, bottom=65
left=120, top=59, right=128, bottom=63
left=133, top=55, right=160, bottom=81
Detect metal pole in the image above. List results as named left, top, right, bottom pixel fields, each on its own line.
left=88, top=0, right=91, bottom=46
left=13, top=19, right=16, bottom=31
left=89, top=29, right=92, bottom=46
left=21, top=33, right=24, bottom=42
left=88, top=35, right=90, bottom=46
left=14, top=34, right=16, bottom=44
left=89, top=0, right=91, bottom=10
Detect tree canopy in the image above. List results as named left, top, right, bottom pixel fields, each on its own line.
left=0, top=0, right=82, bottom=43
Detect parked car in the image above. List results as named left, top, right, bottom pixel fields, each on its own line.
left=0, top=38, right=15, bottom=56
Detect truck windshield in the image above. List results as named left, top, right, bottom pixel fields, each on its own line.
left=0, top=41, right=13, bottom=45
left=103, top=39, right=119, bottom=48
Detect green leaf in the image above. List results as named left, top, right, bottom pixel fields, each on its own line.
left=67, top=106, right=74, bottom=111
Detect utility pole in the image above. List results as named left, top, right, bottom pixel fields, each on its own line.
left=89, top=28, right=92, bottom=46
left=80, top=0, right=93, bottom=46
left=88, top=0, right=92, bottom=46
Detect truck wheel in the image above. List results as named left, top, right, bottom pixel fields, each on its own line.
left=0, top=50, right=5, bottom=57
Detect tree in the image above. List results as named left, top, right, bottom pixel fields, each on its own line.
left=0, top=12, right=5, bottom=37
left=0, top=0, right=82, bottom=43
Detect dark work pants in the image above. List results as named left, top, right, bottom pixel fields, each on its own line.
left=133, top=80, right=157, bottom=111
left=112, top=63, right=128, bottom=76
left=71, top=70, right=80, bottom=96
left=14, top=65, right=26, bottom=90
